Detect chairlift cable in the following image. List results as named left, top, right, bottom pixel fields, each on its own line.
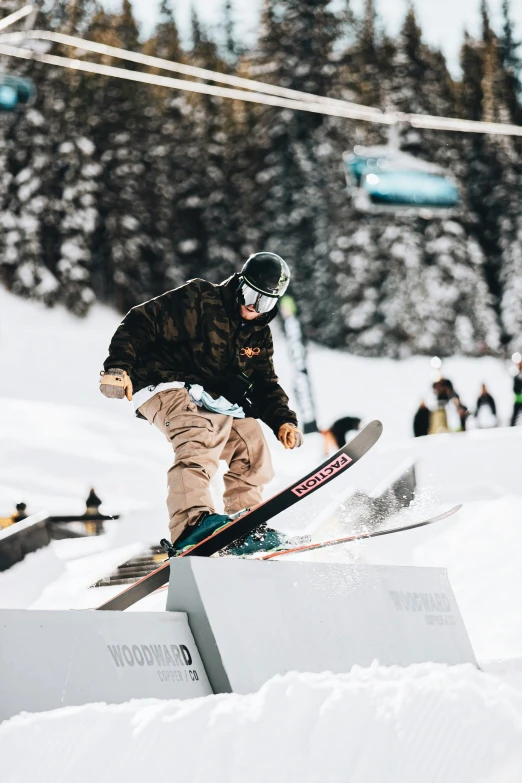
left=0, top=5, right=33, bottom=33
left=0, top=40, right=396, bottom=125
left=0, top=28, right=384, bottom=116
left=0, top=28, right=521, bottom=136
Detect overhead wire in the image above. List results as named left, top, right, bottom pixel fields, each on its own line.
left=0, top=4, right=33, bottom=32
left=0, top=25, right=521, bottom=136
left=0, top=28, right=384, bottom=116
left=0, top=41, right=396, bottom=124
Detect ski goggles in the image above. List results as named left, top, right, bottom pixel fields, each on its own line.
left=239, top=281, right=279, bottom=314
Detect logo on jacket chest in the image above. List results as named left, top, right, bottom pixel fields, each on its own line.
left=240, top=347, right=261, bottom=358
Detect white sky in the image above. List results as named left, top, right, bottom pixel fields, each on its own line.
left=123, top=0, right=522, bottom=76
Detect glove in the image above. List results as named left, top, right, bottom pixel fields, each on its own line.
left=278, top=423, right=304, bottom=449
left=100, top=368, right=133, bottom=401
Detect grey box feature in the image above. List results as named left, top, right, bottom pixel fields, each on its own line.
left=0, top=609, right=212, bottom=722
left=167, top=558, right=476, bottom=695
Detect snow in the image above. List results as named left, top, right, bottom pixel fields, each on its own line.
left=339, top=497, right=522, bottom=661
left=0, top=283, right=126, bottom=411
left=2, top=665, right=522, bottom=783
left=0, top=545, right=64, bottom=609
left=306, top=343, right=515, bottom=438
left=2, top=283, right=522, bottom=778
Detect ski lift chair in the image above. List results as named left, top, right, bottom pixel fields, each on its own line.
left=0, top=74, right=35, bottom=112
left=343, top=145, right=460, bottom=218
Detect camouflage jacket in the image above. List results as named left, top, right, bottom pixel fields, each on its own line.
left=103, top=274, right=297, bottom=435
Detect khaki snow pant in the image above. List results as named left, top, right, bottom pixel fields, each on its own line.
left=138, top=388, right=274, bottom=543
left=428, top=407, right=449, bottom=435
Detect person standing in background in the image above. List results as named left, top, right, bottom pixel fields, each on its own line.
left=512, top=362, right=522, bottom=426
left=413, top=401, right=430, bottom=437
left=455, top=397, right=469, bottom=431
left=321, top=416, right=361, bottom=454
left=429, top=380, right=450, bottom=434
left=475, top=384, right=497, bottom=428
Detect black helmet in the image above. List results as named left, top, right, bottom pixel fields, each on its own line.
left=239, top=252, right=290, bottom=313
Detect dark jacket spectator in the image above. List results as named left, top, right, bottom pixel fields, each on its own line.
left=413, top=401, right=430, bottom=437
left=85, top=488, right=102, bottom=516
left=476, top=385, right=497, bottom=416
left=321, top=416, right=361, bottom=453
left=512, top=364, right=522, bottom=427
left=455, top=398, right=469, bottom=431
left=475, top=384, right=497, bottom=428
left=433, top=377, right=457, bottom=402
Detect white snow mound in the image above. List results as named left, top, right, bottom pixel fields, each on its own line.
left=2, top=665, right=522, bottom=783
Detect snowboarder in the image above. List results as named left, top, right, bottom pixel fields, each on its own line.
left=475, top=384, right=497, bottom=428
left=99, top=253, right=304, bottom=555
left=512, top=361, right=522, bottom=427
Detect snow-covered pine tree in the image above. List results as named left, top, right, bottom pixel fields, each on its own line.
left=331, top=4, right=500, bottom=357
left=180, top=10, right=242, bottom=284
left=139, top=0, right=189, bottom=293
left=52, top=135, right=101, bottom=315
left=331, top=218, right=500, bottom=357
left=382, top=4, right=458, bottom=168
left=0, top=0, right=519, bottom=361
left=499, top=0, right=522, bottom=125
left=0, top=5, right=65, bottom=309
left=43, top=0, right=102, bottom=315
left=335, top=0, right=390, bottom=126
left=496, top=0, right=522, bottom=352
left=457, top=0, right=522, bottom=353
left=240, top=0, right=345, bottom=344
left=0, top=101, right=60, bottom=305
left=83, top=2, right=158, bottom=311
left=222, top=0, right=241, bottom=60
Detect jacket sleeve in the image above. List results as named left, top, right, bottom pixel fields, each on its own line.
left=103, top=298, right=161, bottom=374
left=250, top=330, right=298, bottom=436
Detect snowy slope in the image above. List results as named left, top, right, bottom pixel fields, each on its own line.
left=4, top=285, right=522, bottom=780
left=2, top=283, right=522, bottom=658
left=2, top=665, right=522, bottom=783
left=1, top=282, right=518, bottom=515
left=0, top=287, right=166, bottom=517
left=307, top=341, right=515, bottom=436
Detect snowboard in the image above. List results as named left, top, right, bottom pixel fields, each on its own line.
left=96, top=419, right=383, bottom=611
left=255, top=504, right=462, bottom=560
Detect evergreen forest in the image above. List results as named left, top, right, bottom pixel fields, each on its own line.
left=1, top=0, right=522, bottom=358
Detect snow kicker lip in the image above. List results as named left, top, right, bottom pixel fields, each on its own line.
left=291, top=454, right=353, bottom=497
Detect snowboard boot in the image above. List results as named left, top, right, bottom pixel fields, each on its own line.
left=221, top=523, right=311, bottom=557
left=169, top=512, right=231, bottom=555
